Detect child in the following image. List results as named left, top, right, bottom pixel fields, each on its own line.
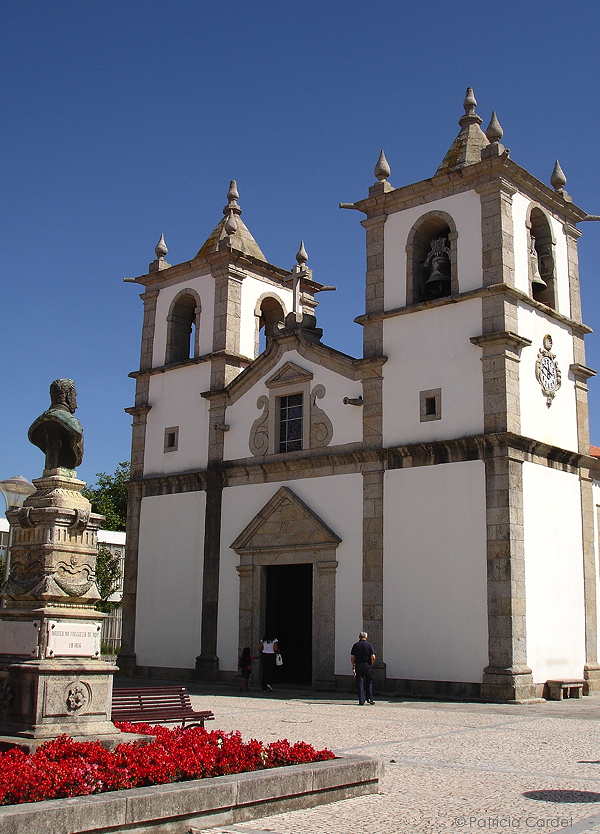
left=238, top=647, right=253, bottom=691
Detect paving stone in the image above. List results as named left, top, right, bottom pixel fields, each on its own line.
left=185, top=688, right=600, bottom=833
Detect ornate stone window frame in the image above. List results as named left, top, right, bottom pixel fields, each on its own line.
left=526, top=203, right=557, bottom=310
left=249, top=361, right=334, bottom=456
left=405, top=210, right=459, bottom=306
left=231, top=486, right=341, bottom=689
left=165, top=289, right=202, bottom=365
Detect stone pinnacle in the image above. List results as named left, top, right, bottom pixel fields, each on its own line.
left=296, top=240, right=308, bottom=265
left=486, top=111, right=503, bottom=143
left=374, top=149, right=391, bottom=182
left=551, top=160, right=567, bottom=191
left=155, top=233, right=168, bottom=259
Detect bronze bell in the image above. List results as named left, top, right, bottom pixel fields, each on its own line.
left=425, top=265, right=451, bottom=298
left=530, top=240, right=547, bottom=289
left=423, top=236, right=451, bottom=299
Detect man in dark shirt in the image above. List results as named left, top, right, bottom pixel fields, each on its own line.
left=350, top=631, right=376, bottom=705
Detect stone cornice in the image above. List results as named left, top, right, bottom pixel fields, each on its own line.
left=355, top=283, right=592, bottom=335
left=132, top=432, right=587, bottom=493
left=124, top=247, right=324, bottom=294
left=201, top=333, right=386, bottom=406
left=345, top=155, right=587, bottom=226
left=124, top=405, right=151, bottom=417
left=129, top=351, right=252, bottom=380
left=470, top=331, right=532, bottom=351
left=570, top=363, right=597, bottom=381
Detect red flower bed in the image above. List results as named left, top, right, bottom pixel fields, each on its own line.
left=0, top=723, right=334, bottom=806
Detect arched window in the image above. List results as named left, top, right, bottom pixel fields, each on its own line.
left=255, top=295, right=286, bottom=355
left=165, top=290, right=201, bottom=364
left=527, top=207, right=556, bottom=310
left=405, top=211, right=458, bottom=306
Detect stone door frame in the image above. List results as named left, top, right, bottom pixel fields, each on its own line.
left=236, top=547, right=338, bottom=690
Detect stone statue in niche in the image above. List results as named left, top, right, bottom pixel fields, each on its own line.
left=423, top=236, right=451, bottom=299
left=28, top=378, right=84, bottom=474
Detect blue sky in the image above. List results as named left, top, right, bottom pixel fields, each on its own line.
left=3, top=0, right=600, bottom=492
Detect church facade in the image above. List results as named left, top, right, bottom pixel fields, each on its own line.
left=121, top=89, right=600, bottom=701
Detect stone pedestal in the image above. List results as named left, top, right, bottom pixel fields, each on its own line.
left=0, top=470, right=130, bottom=750
left=481, top=665, right=541, bottom=703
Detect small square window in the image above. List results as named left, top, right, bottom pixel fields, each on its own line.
left=164, top=426, right=179, bottom=452
left=278, top=393, right=303, bottom=453
left=419, top=388, right=442, bottom=422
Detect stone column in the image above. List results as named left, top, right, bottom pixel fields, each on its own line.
left=197, top=264, right=244, bottom=678
left=120, top=288, right=158, bottom=676
left=313, top=559, right=337, bottom=690
left=360, top=213, right=387, bottom=684
left=481, top=446, right=536, bottom=702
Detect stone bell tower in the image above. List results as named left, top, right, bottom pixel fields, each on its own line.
left=342, top=87, right=596, bottom=701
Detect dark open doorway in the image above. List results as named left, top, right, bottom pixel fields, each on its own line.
left=264, top=564, right=312, bottom=685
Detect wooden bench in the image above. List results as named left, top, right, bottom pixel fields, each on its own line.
left=546, top=679, right=585, bottom=701
left=112, top=686, right=215, bottom=728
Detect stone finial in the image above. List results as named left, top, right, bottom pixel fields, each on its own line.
left=227, top=179, right=240, bottom=210
left=296, top=240, right=308, bottom=266
left=374, top=149, right=391, bottom=183
left=485, top=111, right=503, bottom=143
left=149, top=232, right=170, bottom=272
left=155, top=233, right=168, bottom=259
left=464, top=87, right=478, bottom=117
left=551, top=160, right=567, bottom=192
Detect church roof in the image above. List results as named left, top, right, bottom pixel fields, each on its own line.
left=195, top=180, right=267, bottom=261
left=436, top=87, right=490, bottom=175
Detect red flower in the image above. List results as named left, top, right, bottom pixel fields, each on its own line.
left=0, top=724, right=334, bottom=806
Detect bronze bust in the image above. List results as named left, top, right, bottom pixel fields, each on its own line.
left=28, top=379, right=84, bottom=473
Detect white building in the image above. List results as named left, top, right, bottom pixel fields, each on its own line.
left=121, top=90, right=600, bottom=701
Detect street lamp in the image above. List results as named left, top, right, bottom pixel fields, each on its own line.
left=0, top=475, right=36, bottom=587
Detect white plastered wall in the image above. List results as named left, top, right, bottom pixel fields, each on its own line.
left=239, top=274, right=292, bottom=359
left=383, top=460, right=488, bottom=682
left=152, top=271, right=215, bottom=366
left=135, top=491, right=206, bottom=669
left=522, top=462, right=585, bottom=682
left=218, top=475, right=362, bottom=674
left=593, top=478, right=600, bottom=658
left=144, top=363, right=211, bottom=475
left=383, top=190, right=483, bottom=310
left=223, top=349, right=363, bottom=460
left=511, top=192, right=571, bottom=318
left=382, top=299, right=484, bottom=446
left=518, top=304, right=578, bottom=452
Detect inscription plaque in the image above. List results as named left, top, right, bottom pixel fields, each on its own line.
left=46, top=620, right=101, bottom=658
left=0, top=620, right=39, bottom=656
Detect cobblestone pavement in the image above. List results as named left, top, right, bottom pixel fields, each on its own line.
left=183, top=686, right=600, bottom=834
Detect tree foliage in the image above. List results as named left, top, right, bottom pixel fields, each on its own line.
left=95, top=545, right=122, bottom=613
left=83, top=461, right=129, bottom=531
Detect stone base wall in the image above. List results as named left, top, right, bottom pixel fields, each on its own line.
left=0, top=755, right=381, bottom=834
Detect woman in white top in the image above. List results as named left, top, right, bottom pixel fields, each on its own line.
left=259, top=635, right=279, bottom=692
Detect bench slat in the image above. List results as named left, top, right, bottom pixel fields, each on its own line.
left=111, top=685, right=214, bottom=728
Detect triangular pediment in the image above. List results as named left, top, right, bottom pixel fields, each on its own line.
left=231, top=487, right=341, bottom=553
left=265, top=361, right=313, bottom=389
